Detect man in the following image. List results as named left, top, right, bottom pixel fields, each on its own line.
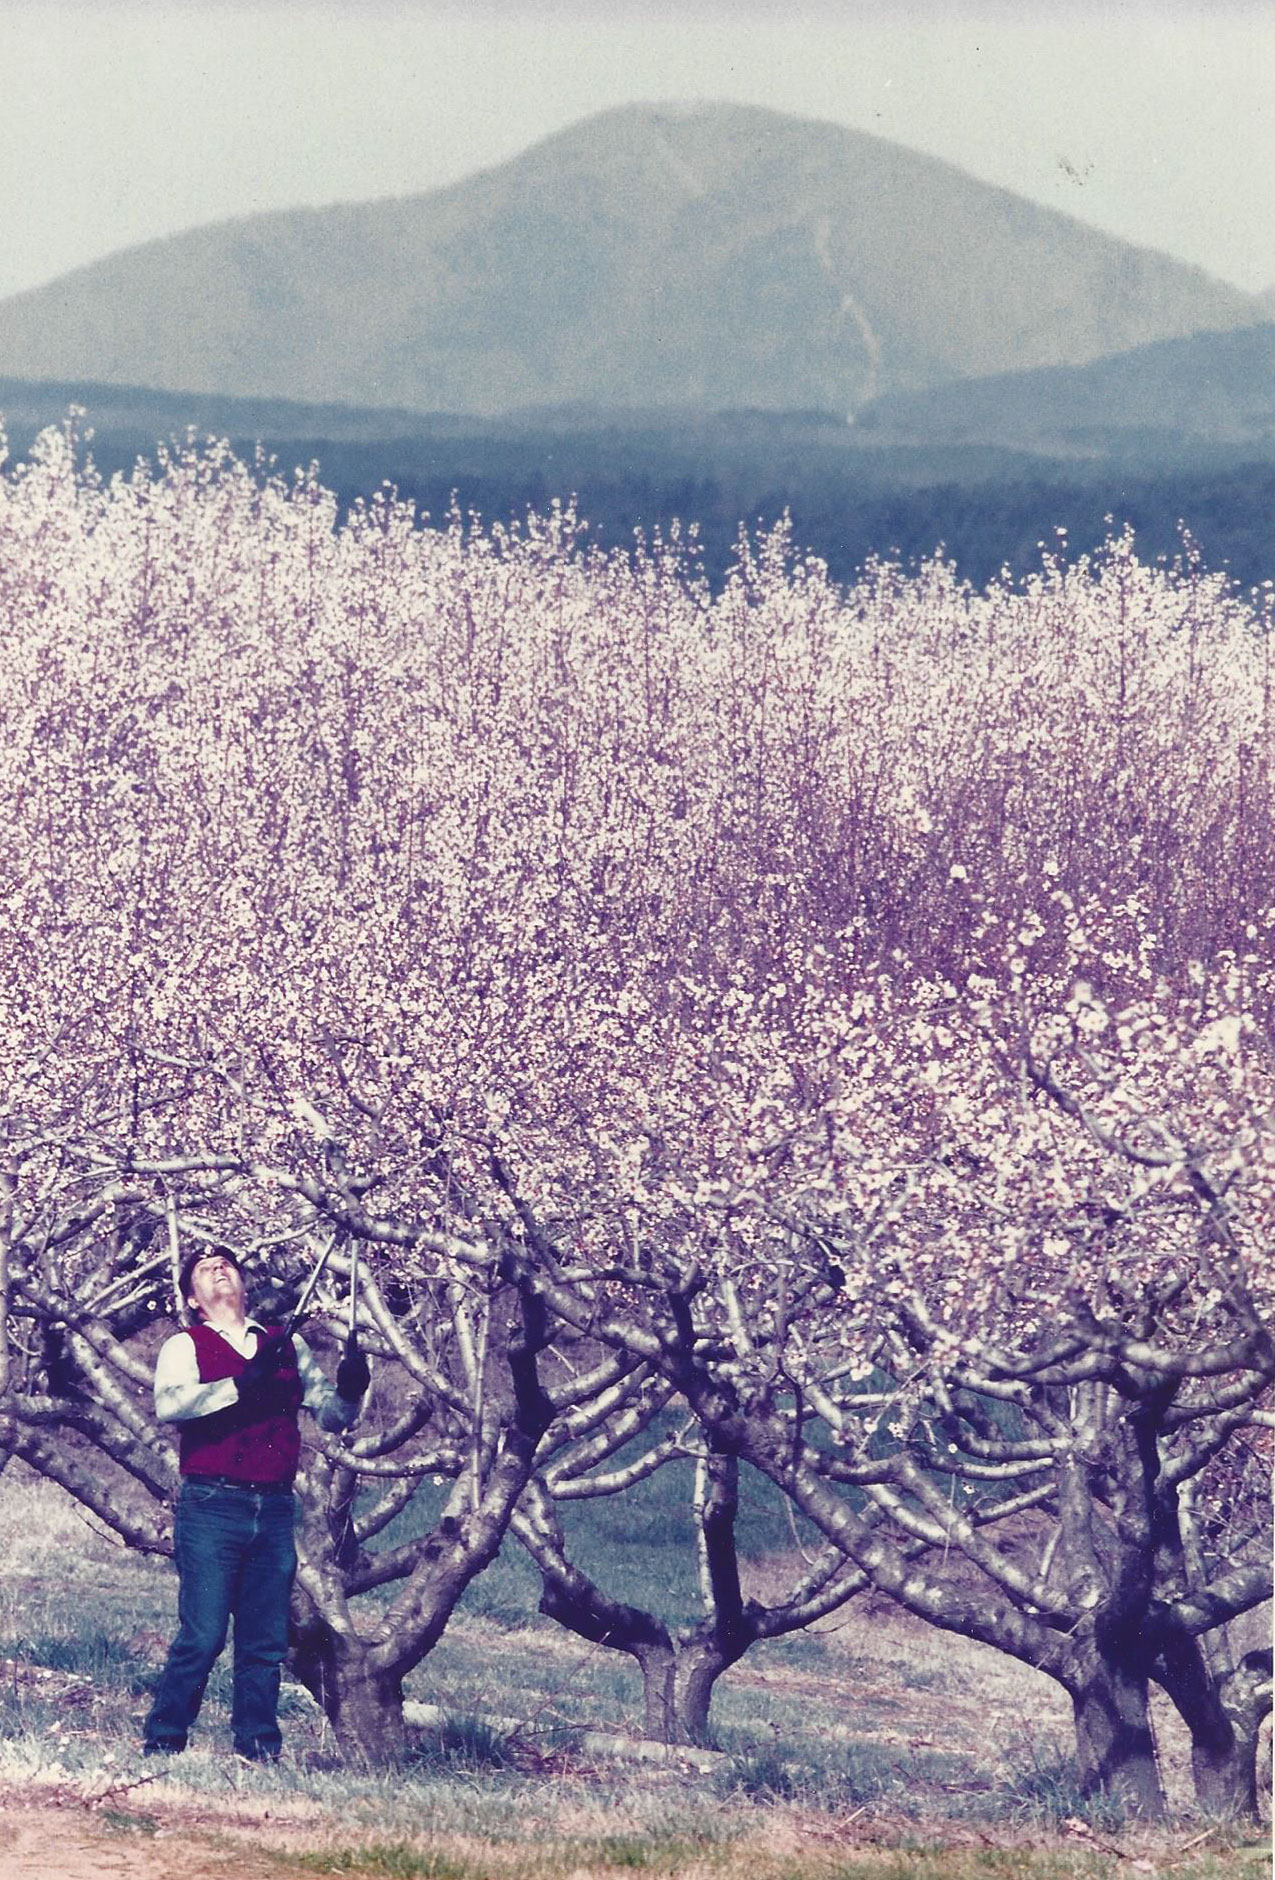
left=142, top=1244, right=370, bottom=1762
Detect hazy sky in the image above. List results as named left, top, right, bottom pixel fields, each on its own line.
left=2, top=0, right=1272, bottom=303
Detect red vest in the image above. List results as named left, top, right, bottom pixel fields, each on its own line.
left=179, top=1323, right=303, bottom=1486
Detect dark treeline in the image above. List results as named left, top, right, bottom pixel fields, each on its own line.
left=190, top=436, right=1275, bottom=594
left=5, top=383, right=1274, bottom=592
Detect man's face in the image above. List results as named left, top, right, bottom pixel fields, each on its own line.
left=186, top=1251, right=246, bottom=1321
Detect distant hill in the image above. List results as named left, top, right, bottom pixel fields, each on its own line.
left=4, top=369, right=1274, bottom=598
left=0, top=103, right=1262, bottom=416
left=852, top=324, right=1275, bottom=459
left=0, top=375, right=482, bottom=451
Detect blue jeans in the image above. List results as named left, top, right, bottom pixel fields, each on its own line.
left=144, top=1478, right=297, bottom=1758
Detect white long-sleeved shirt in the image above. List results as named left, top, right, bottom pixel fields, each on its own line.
left=153, top=1319, right=357, bottom=1434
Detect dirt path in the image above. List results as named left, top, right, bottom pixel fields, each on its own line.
left=1, top=1805, right=280, bottom=1880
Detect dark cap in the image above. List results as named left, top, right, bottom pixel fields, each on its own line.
left=178, top=1244, right=243, bottom=1306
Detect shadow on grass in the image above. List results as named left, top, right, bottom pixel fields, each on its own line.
left=406, top=1712, right=520, bottom=1775
left=714, top=1734, right=981, bottom=1814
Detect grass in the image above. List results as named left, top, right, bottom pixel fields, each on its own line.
left=289, top=1845, right=476, bottom=1878
left=407, top=1712, right=520, bottom=1774
left=99, top=1806, right=162, bottom=1835
left=0, top=1464, right=1267, bottom=1880
left=997, top=1746, right=1129, bottom=1834
left=248, top=1827, right=1271, bottom=1880
left=714, top=1734, right=983, bottom=1813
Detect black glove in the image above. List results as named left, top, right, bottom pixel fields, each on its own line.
left=235, top=1335, right=290, bottom=1399
left=336, top=1334, right=370, bottom=1401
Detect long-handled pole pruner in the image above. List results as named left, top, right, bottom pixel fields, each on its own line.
left=165, top=1192, right=185, bottom=1323
left=283, top=1230, right=340, bottom=1339
left=347, top=1236, right=360, bottom=1343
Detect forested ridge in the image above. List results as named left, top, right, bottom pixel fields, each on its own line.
left=3, top=384, right=1273, bottom=593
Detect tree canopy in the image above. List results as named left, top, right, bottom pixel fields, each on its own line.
left=0, top=430, right=1269, bottom=1802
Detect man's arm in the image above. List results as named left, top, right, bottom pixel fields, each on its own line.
left=153, top=1331, right=239, bottom=1423
left=294, top=1336, right=368, bottom=1432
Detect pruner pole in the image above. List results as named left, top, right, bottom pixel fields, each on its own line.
left=165, top=1192, right=184, bottom=1323
left=283, top=1229, right=341, bottom=1338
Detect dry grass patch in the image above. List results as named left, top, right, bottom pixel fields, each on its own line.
left=0, top=1777, right=1268, bottom=1880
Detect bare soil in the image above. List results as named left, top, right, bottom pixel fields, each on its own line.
left=0, top=1802, right=280, bottom=1880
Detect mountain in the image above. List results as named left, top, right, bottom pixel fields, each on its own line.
left=0, top=104, right=1263, bottom=417
left=851, top=324, right=1275, bottom=459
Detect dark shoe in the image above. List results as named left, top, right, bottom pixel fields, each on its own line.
left=142, top=1739, right=186, bottom=1757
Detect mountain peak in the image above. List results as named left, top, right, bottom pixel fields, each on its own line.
left=0, top=106, right=1262, bottom=416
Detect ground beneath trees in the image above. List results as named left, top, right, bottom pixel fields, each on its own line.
left=1, top=1802, right=278, bottom=1880
left=0, top=1477, right=1267, bottom=1880
left=0, top=1790, right=1269, bottom=1880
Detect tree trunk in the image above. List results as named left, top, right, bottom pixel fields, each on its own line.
left=1222, top=1653, right=1273, bottom=1824
left=290, top=1605, right=408, bottom=1764
left=633, top=1640, right=679, bottom=1744
left=515, top=1476, right=689, bottom=1743
left=535, top=1567, right=681, bottom=1742
left=1189, top=1716, right=1256, bottom=1819
left=675, top=1640, right=731, bottom=1744
left=1071, top=1653, right=1166, bottom=1820
left=1155, top=1630, right=1252, bottom=1817
left=675, top=1447, right=749, bottom=1743
left=323, top=1657, right=408, bottom=1764
left=1167, top=1639, right=1271, bottom=1819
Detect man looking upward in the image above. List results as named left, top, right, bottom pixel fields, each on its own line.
left=143, top=1245, right=370, bottom=1762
